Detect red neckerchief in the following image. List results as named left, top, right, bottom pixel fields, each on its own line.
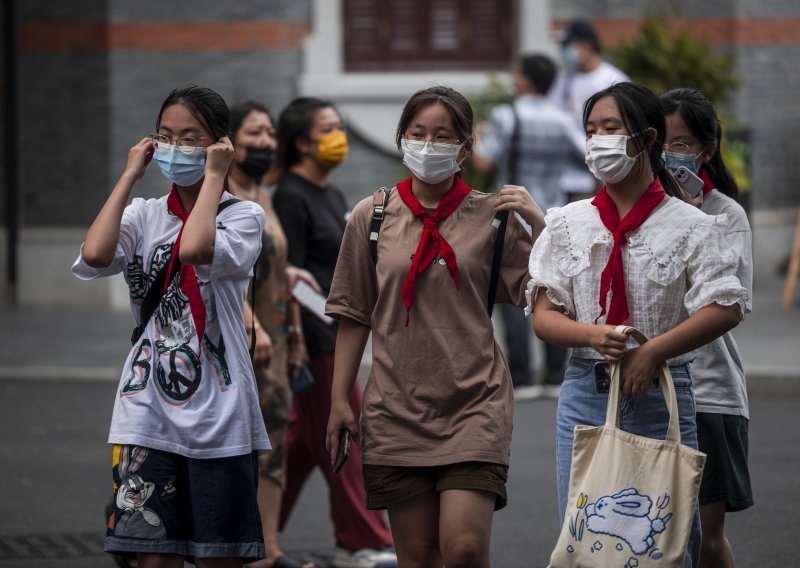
left=397, top=176, right=472, bottom=325
left=699, top=168, right=715, bottom=195
left=164, top=184, right=219, bottom=343
left=591, top=177, right=666, bottom=325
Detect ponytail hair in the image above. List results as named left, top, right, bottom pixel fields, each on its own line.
left=661, top=88, right=739, bottom=199
left=583, top=82, right=682, bottom=198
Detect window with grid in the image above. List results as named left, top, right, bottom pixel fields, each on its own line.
left=344, top=0, right=514, bottom=72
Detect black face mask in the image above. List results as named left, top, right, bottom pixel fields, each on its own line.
left=237, top=146, right=276, bottom=180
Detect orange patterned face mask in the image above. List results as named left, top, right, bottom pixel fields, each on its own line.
left=315, top=130, right=349, bottom=168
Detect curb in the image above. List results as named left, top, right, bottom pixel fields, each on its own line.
left=2, top=365, right=799, bottom=395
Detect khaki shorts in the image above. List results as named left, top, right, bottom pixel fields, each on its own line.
left=363, top=461, right=509, bottom=511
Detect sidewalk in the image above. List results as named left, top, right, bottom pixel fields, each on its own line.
left=1, top=271, right=798, bottom=393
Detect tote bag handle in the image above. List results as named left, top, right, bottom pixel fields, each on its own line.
left=605, top=325, right=682, bottom=444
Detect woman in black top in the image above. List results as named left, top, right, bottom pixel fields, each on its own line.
left=270, top=98, right=396, bottom=568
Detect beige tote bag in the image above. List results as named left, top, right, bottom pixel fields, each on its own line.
left=548, top=326, right=706, bottom=567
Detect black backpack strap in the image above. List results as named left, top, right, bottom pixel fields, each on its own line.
left=487, top=210, right=509, bottom=316
left=131, top=253, right=178, bottom=344
left=369, top=187, right=390, bottom=264
left=216, top=196, right=241, bottom=214
left=131, top=197, right=243, bottom=344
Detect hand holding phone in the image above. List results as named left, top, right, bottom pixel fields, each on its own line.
left=673, top=166, right=704, bottom=198
left=333, top=429, right=351, bottom=474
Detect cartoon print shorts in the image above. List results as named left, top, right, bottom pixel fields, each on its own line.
left=105, top=445, right=264, bottom=562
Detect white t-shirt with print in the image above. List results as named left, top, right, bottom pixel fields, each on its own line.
left=72, top=192, right=270, bottom=459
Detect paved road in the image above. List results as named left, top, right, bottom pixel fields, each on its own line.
left=0, top=379, right=798, bottom=567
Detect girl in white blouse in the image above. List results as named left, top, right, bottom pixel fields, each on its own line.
left=527, top=82, right=748, bottom=568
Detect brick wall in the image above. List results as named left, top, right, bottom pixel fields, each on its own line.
left=17, top=0, right=311, bottom=227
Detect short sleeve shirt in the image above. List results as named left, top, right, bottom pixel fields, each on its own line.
left=272, top=172, right=350, bottom=357
left=692, top=189, right=753, bottom=417
left=527, top=197, right=750, bottom=365
left=326, top=183, right=532, bottom=467
left=72, top=192, right=270, bottom=459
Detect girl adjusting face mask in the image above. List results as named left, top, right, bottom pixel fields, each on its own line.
left=151, top=104, right=215, bottom=187
left=152, top=141, right=207, bottom=187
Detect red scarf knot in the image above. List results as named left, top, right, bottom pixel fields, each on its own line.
left=591, top=178, right=666, bottom=326
left=397, top=176, right=472, bottom=325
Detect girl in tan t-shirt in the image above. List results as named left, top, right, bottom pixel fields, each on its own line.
left=326, top=86, right=545, bottom=568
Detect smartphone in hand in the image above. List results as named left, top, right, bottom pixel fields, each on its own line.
left=673, top=166, right=704, bottom=198
left=333, top=429, right=351, bottom=474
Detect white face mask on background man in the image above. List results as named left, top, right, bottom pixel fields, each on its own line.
left=585, top=134, right=643, bottom=184
left=401, top=139, right=465, bottom=185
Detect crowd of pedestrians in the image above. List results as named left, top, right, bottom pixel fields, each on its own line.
left=71, top=18, right=752, bottom=568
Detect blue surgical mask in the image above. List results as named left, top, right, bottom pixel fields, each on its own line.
left=152, top=142, right=206, bottom=186
left=662, top=150, right=701, bottom=175
left=561, top=45, right=580, bottom=72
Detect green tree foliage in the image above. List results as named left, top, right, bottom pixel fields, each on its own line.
left=610, top=15, right=739, bottom=105
left=611, top=15, right=749, bottom=192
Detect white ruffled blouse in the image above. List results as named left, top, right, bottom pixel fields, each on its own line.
left=526, top=197, right=750, bottom=365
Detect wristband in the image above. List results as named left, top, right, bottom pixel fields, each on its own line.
left=287, top=325, right=304, bottom=336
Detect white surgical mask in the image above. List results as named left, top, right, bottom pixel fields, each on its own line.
left=152, top=141, right=206, bottom=187
left=585, top=134, right=642, bottom=184
left=401, top=139, right=465, bottom=185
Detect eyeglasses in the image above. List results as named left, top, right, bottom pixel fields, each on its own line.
left=663, top=141, right=699, bottom=154
left=403, top=134, right=462, bottom=152
left=150, top=134, right=209, bottom=155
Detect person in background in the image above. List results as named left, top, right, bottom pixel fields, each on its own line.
left=662, top=87, right=754, bottom=568
left=227, top=100, right=320, bottom=568
left=473, top=53, right=586, bottom=401
left=549, top=19, right=630, bottom=126
left=549, top=18, right=630, bottom=202
left=529, top=82, right=749, bottom=567
left=73, top=86, right=268, bottom=567
left=326, top=85, right=544, bottom=568
left=269, top=97, right=397, bottom=568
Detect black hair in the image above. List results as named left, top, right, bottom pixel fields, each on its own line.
left=562, top=19, right=601, bottom=53
left=661, top=88, right=739, bottom=199
left=519, top=54, right=557, bottom=95
left=395, top=86, right=474, bottom=154
left=583, top=82, right=682, bottom=198
left=156, top=86, right=230, bottom=142
left=229, top=100, right=272, bottom=144
left=269, top=97, right=339, bottom=183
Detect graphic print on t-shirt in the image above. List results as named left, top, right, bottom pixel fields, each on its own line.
left=121, top=243, right=228, bottom=405
left=121, top=339, right=153, bottom=397
left=127, top=243, right=172, bottom=301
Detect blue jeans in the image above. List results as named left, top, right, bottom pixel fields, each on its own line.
left=555, top=358, right=702, bottom=568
